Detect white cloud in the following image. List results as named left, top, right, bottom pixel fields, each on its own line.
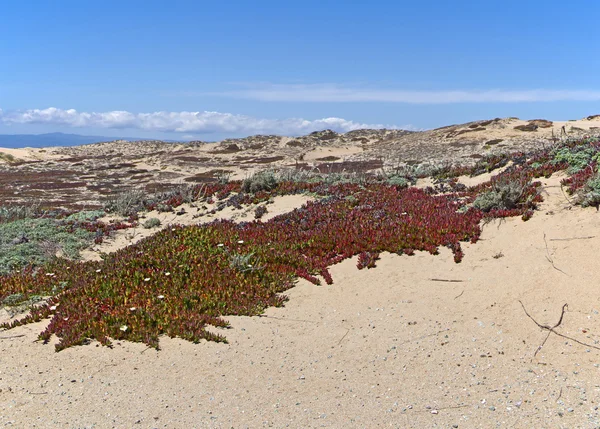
left=0, top=107, right=410, bottom=135
left=210, top=83, right=600, bottom=103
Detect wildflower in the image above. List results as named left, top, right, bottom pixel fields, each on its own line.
left=217, top=243, right=224, bottom=247
left=238, top=240, right=244, bottom=244
left=96, top=269, right=101, bottom=273
left=46, top=273, right=55, bottom=276
left=165, top=272, right=171, bottom=276
left=144, top=278, right=150, bottom=282
left=120, top=325, right=128, bottom=332
left=129, top=307, right=136, bottom=311
left=157, top=295, right=165, bottom=299
left=50, top=305, right=57, bottom=311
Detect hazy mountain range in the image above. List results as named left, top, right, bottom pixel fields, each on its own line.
left=0, top=132, right=170, bottom=148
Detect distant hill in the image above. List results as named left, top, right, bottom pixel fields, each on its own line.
left=0, top=132, right=152, bottom=148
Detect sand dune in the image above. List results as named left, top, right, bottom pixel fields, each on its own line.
left=2, top=117, right=600, bottom=427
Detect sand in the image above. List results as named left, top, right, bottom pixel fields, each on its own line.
left=2, top=172, right=600, bottom=428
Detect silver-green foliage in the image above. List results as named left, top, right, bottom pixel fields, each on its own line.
left=143, top=217, right=162, bottom=229
left=104, top=189, right=148, bottom=216
left=242, top=171, right=278, bottom=193
left=580, top=174, right=600, bottom=208
left=65, top=210, right=105, bottom=222
left=0, top=203, right=42, bottom=223
left=0, top=218, right=94, bottom=274
left=552, top=147, right=600, bottom=174
left=228, top=252, right=262, bottom=273
left=472, top=179, right=526, bottom=212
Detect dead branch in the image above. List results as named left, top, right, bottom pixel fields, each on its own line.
left=430, top=278, right=463, bottom=283
left=397, top=328, right=450, bottom=346
left=543, top=233, right=569, bottom=276
left=258, top=315, right=318, bottom=324
left=337, top=328, right=350, bottom=345
left=559, top=183, right=574, bottom=207
left=550, top=236, right=595, bottom=241
left=519, top=301, right=600, bottom=357
left=0, top=334, right=25, bottom=339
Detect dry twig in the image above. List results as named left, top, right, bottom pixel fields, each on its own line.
left=519, top=301, right=600, bottom=357
left=543, top=233, right=569, bottom=276
left=550, top=236, right=595, bottom=241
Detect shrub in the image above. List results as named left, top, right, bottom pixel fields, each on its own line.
left=156, top=203, right=173, bottom=213
left=254, top=205, right=268, bottom=219
left=473, top=179, right=526, bottom=212
left=242, top=171, right=278, bottom=194
left=580, top=174, right=600, bottom=209
left=0, top=218, right=94, bottom=274
left=104, top=190, right=148, bottom=217
left=65, top=210, right=105, bottom=222
left=227, top=251, right=263, bottom=273
left=552, top=146, right=600, bottom=174
left=0, top=203, right=42, bottom=223
left=143, top=218, right=162, bottom=229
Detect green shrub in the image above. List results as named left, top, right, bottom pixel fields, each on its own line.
left=156, top=203, right=173, bottom=213
left=552, top=146, right=600, bottom=174
left=473, top=179, right=526, bottom=212
left=228, top=252, right=262, bottom=273
left=242, top=171, right=278, bottom=194
left=143, top=217, right=162, bottom=229
left=0, top=204, right=42, bottom=223
left=104, top=190, right=148, bottom=217
left=0, top=218, right=94, bottom=274
left=65, top=210, right=105, bottom=222
left=385, top=175, right=410, bottom=188
left=580, top=174, right=600, bottom=208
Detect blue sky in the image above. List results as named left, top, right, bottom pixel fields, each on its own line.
left=1, top=0, right=600, bottom=141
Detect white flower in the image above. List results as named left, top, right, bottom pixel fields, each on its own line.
left=129, top=307, right=136, bottom=311
left=96, top=269, right=101, bottom=273
left=144, top=278, right=150, bottom=282
left=217, top=243, right=224, bottom=247
left=46, top=273, right=55, bottom=276
left=120, top=325, right=128, bottom=332
left=157, top=295, right=165, bottom=299
left=238, top=240, right=244, bottom=244
left=50, top=305, right=57, bottom=311
left=165, top=272, right=171, bottom=276
left=63, top=317, right=69, bottom=321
